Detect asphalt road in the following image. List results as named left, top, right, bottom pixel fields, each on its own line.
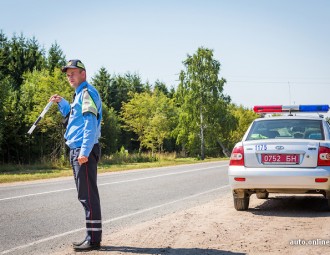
left=0, top=161, right=229, bottom=255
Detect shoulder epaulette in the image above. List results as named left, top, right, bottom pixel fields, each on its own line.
left=82, top=87, right=98, bottom=117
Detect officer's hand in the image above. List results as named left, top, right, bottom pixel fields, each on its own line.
left=49, top=94, right=62, bottom=103
left=78, top=156, right=89, bottom=165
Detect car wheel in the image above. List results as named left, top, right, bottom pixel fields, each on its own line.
left=256, top=192, right=269, bottom=199
left=234, top=196, right=250, bottom=211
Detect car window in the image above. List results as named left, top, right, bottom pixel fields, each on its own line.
left=246, top=119, right=324, bottom=141
left=325, top=121, right=330, bottom=138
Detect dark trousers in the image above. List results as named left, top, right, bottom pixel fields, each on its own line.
left=70, top=143, right=102, bottom=243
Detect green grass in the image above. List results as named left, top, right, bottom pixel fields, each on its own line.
left=0, top=155, right=228, bottom=183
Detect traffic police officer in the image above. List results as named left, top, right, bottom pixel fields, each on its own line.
left=50, top=59, right=102, bottom=251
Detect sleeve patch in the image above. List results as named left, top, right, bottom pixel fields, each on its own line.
left=82, top=89, right=98, bottom=116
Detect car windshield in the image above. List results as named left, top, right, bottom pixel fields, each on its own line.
left=246, top=119, right=324, bottom=141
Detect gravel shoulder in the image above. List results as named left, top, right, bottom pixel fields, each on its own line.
left=54, top=191, right=330, bottom=255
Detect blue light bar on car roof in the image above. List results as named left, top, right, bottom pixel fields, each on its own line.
left=254, top=105, right=329, bottom=113
left=299, top=105, right=329, bottom=112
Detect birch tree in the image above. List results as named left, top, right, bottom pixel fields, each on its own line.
left=176, top=47, right=236, bottom=159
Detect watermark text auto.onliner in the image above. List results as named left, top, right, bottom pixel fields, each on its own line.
left=290, top=239, right=330, bottom=246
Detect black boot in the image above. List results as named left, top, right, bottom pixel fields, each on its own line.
left=73, top=240, right=101, bottom=251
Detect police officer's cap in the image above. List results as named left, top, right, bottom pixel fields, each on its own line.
left=61, top=59, right=86, bottom=72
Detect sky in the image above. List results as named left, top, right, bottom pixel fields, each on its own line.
left=1, top=0, right=330, bottom=113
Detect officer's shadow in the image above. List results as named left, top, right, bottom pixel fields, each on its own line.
left=95, top=246, right=245, bottom=254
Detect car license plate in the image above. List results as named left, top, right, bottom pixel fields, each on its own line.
left=261, top=154, right=299, bottom=164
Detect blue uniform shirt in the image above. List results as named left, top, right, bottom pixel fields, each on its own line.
left=58, top=81, right=102, bottom=157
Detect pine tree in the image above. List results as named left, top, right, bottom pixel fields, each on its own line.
left=47, top=41, right=66, bottom=73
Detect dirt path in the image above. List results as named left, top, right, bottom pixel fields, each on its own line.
left=56, top=191, right=330, bottom=255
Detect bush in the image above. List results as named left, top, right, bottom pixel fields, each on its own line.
left=101, top=147, right=158, bottom=165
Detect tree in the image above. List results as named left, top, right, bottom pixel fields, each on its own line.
left=1, top=88, right=25, bottom=163
left=91, top=67, right=123, bottom=153
left=109, top=72, right=149, bottom=113
left=0, top=31, right=89, bottom=164
left=153, top=80, right=169, bottom=95
left=175, top=47, right=236, bottom=159
left=8, top=34, right=45, bottom=90
left=121, top=91, right=177, bottom=154
left=0, top=75, right=14, bottom=161
left=143, top=90, right=177, bottom=152
left=91, top=67, right=112, bottom=108
left=99, top=105, right=121, bottom=154
left=0, top=31, right=10, bottom=77
left=19, top=68, right=71, bottom=163
left=0, top=31, right=68, bottom=164
left=227, top=104, right=258, bottom=149
left=0, top=32, right=11, bottom=156
left=103, top=72, right=151, bottom=151
left=47, top=42, right=66, bottom=73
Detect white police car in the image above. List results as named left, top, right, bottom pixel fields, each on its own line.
left=228, top=105, right=330, bottom=210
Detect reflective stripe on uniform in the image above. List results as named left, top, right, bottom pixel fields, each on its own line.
left=86, top=220, right=102, bottom=223
left=82, top=88, right=98, bottom=116
left=87, top=228, right=102, bottom=231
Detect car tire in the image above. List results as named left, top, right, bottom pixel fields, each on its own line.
left=256, top=192, right=269, bottom=199
left=234, top=197, right=249, bottom=211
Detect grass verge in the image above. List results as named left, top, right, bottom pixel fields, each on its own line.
left=0, top=157, right=227, bottom=184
